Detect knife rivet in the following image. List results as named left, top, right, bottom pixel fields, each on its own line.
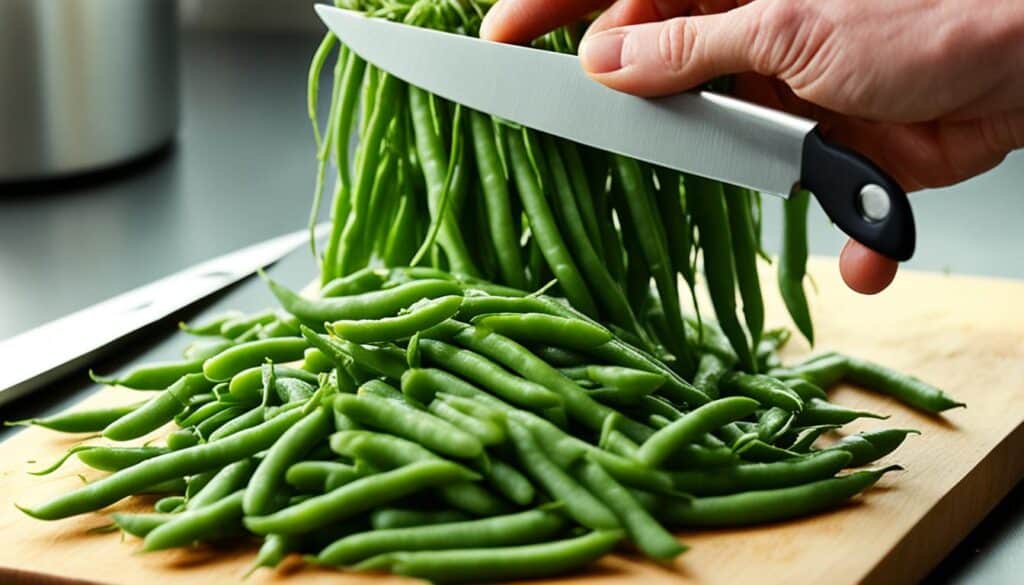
left=859, top=184, right=890, bottom=222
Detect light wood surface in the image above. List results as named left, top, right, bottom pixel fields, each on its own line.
left=1, top=258, right=1022, bottom=585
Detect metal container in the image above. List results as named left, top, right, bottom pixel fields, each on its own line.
left=0, top=0, right=179, bottom=182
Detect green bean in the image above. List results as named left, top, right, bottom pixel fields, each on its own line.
left=358, top=379, right=406, bottom=401
left=843, top=356, right=965, bottom=413
left=669, top=450, right=852, bottom=496
left=111, top=512, right=171, bottom=537
left=456, top=295, right=547, bottom=320
left=154, top=495, right=185, bottom=514
left=286, top=461, right=362, bottom=493
left=418, top=339, right=561, bottom=410
left=435, top=392, right=505, bottom=425
left=613, top=156, right=695, bottom=375
left=78, top=446, right=169, bottom=472
left=576, top=457, right=685, bottom=560
left=370, top=508, right=470, bottom=531
left=90, top=359, right=204, bottom=390
left=143, top=490, right=245, bottom=551
left=274, top=377, right=316, bottom=404
left=735, top=439, right=804, bottom=463
left=244, top=406, right=333, bottom=515
left=320, top=267, right=387, bottom=298
left=335, top=393, right=482, bottom=459
left=757, top=407, right=796, bottom=443
left=202, top=337, right=308, bottom=382
left=331, top=295, right=462, bottom=343
left=166, top=428, right=200, bottom=450
left=772, top=352, right=849, bottom=388
left=470, top=111, right=526, bottom=289
left=797, top=398, right=888, bottom=425
left=219, top=309, right=278, bottom=339
left=693, top=353, right=727, bottom=399
left=686, top=174, right=755, bottom=371
left=204, top=406, right=263, bottom=442
left=662, top=466, right=900, bottom=528
left=506, top=129, right=598, bottom=316
left=249, top=533, right=299, bottom=575
left=484, top=458, right=535, bottom=506
left=778, top=189, right=814, bottom=344
left=301, top=327, right=406, bottom=380
left=725, top=186, right=765, bottom=356
left=336, top=73, right=407, bottom=273
left=532, top=345, right=589, bottom=367
left=722, top=372, right=805, bottom=413
left=408, top=86, right=479, bottom=276
left=654, top=168, right=699, bottom=312
left=544, top=137, right=642, bottom=334
left=320, top=507, right=566, bottom=567
left=428, top=399, right=504, bottom=446
left=187, top=458, right=255, bottom=510
left=821, top=429, right=919, bottom=466
left=637, top=397, right=760, bottom=467
left=179, top=310, right=243, bottom=336
left=507, top=420, right=619, bottom=530
left=428, top=320, right=649, bottom=441
left=322, top=54, right=369, bottom=282
left=471, top=312, right=612, bottom=350
left=18, top=408, right=304, bottom=520
left=101, top=374, right=211, bottom=438
left=228, top=365, right=319, bottom=403
left=783, top=378, right=829, bottom=401
left=400, top=367, right=509, bottom=411
left=274, top=275, right=462, bottom=327
left=329, top=430, right=508, bottom=517
left=183, top=338, right=235, bottom=361
left=176, top=399, right=235, bottom=429
left=784, top=424, right=841, bottom=452
left=194, top=406, right=244, bottom=440
left=243, top=460, right=478, bottom=535
left=7, top=401, right=145, bottom=434
left=562, top=365, right=665, bottom=396
left=361, top=529, right=623, bottom=584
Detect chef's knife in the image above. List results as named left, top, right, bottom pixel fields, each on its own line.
left=316, top=5, right=915, bottom=261
left=0, top=225, right=326, bottom=406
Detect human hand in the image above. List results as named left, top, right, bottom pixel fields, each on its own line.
left=481, top=0, right=1024, bottom=294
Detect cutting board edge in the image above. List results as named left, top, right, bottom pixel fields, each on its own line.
left=864, top=417, right=1024, bottom=585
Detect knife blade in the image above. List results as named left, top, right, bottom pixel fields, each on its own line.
left=0, top=225, right=326, bottom=406
left=316, top=5, right=915, bottom=261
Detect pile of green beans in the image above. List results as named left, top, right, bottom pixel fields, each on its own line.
left=11, top=1, right=964, bottom=582
left=14, top=267, right=959, bottom=581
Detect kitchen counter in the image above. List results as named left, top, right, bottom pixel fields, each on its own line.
left=0, top=30, right=1021, bottom=584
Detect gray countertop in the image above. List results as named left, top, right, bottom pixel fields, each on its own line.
left=0, top=30, right=1020, bottom=584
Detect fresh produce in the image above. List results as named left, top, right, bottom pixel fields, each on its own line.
left=11, top=1, right=964, bottom=582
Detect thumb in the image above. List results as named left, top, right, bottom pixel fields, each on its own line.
left=579, top=3, right=783, bottom=96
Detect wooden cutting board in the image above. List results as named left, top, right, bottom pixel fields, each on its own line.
left=1, top=258, right=1022, bottom=585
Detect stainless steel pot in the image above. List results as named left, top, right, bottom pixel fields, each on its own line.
left=0, top=0, right=179, bottom=182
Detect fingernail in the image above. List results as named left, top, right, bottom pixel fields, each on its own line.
left=581, top=32, right=625, bottom=74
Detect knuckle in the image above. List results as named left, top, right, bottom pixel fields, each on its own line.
left=657, top=18, right=698, bottom=75
left=750, top=0, right=832, bottom=78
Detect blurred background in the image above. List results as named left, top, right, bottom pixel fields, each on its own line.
left=179, top=0, right=323, bottom=32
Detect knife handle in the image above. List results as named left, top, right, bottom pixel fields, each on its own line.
left=801, top=129, right=915, bottom=261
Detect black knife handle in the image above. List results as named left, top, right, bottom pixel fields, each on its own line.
left=801, top=129, right=915, bottom=261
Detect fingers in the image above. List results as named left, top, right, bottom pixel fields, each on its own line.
left=480, top=0, right=613, bottom=43
left=839, top=239, right=899, bottom=295
left=586, top=0, right=740, bottom=38
left=579, top=4, right=761, bottom=96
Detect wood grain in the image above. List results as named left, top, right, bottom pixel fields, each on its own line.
left=1, top=258, right=1021, bottom=585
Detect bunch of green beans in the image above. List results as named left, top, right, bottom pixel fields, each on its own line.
left=11, top=1, right=964, bottom=581
left=15, top=267, right=960, bottom=581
